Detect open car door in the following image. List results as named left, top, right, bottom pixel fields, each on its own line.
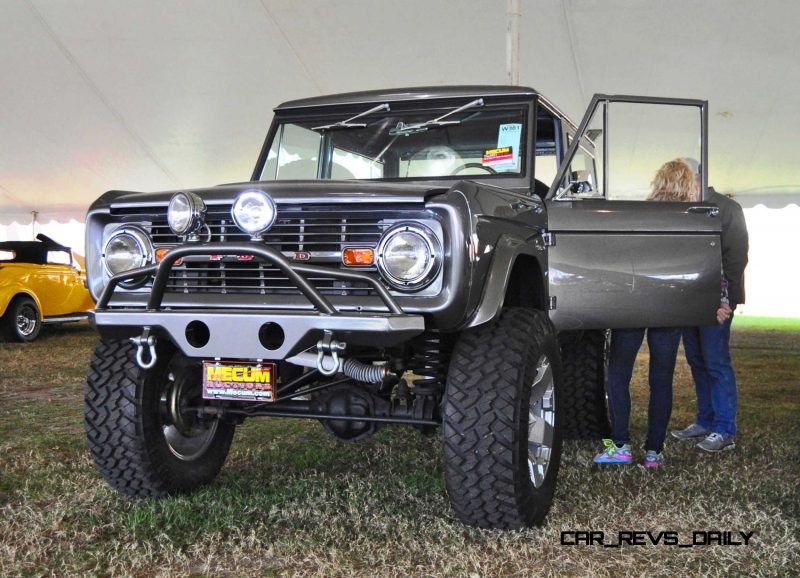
left=545, top=95, right=722, bottom=331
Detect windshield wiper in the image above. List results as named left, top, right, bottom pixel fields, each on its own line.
left=388, top=98, right=484, bottom=136
left=312, top=103, right=390, bottom=131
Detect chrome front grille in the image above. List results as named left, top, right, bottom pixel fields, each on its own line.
left=109, top=203, right=426, bottom=297
left=147, top=205, right=387, bottom=252
left=165, top=258, right=374, bottom=296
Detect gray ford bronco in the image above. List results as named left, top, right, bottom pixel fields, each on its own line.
left=83, top=86, right=722, bottom=529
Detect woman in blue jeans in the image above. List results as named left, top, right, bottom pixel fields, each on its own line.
left=594, top=327, right=682, bottom=468
left=593, top=159, right=730, bottom=468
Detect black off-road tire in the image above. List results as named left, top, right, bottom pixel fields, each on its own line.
left=559, top=330, right=610, bottom=439
left=1, top=296, right=41, bottom=342
left=443, top=308, right=563, bottom=529
left=84, top=338, right=235, bottom=497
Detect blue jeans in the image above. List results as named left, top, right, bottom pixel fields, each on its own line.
left=607, top=327, right=682, bottom=453
left=682, top=313, right=737, bottom=436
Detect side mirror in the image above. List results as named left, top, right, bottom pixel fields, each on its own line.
left=569, top=180, right=593, bottom=195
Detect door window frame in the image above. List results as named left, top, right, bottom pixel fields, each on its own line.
left=546, top=94, right=709, bottom=202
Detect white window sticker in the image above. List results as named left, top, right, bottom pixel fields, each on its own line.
left=486, top=123, right=522, bottom=170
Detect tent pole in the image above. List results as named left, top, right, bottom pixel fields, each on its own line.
left=506, top=0, right=521, bottom=85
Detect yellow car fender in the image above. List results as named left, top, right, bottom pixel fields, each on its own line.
left=0, top=283, right=43, bottom=318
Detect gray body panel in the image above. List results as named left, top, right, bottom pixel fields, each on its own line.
left=95, top=181, right=440, bottom=208
left=546, top=200, right=722, bottom=330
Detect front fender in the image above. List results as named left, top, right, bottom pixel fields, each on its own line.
left=433, top=181, right=547, bottom=330
left=465, top=234, right=546, bottom=328
left=0, top=284, right=42, bottom=317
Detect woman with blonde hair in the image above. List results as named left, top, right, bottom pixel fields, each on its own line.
left=647, top=158, right=699, bottom=202
left=594, top=158, right=703, bottom=469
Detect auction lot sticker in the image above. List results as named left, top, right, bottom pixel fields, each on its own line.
left=482, top=146, right=515, bottom=168
left=202, top=360, right=276, bottom=402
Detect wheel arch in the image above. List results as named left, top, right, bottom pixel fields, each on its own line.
left=0, top=286, right=42, bottom=318
left=503, top=254, right=547, bottom=311
left=465, top=240, right=547, bottom=328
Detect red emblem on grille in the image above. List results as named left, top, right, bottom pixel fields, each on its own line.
left=293, top=252, right=311, bottom=261
left=209, top=254, right=254, bottom=261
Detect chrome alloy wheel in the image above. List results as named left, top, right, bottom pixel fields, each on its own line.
left=160, top=367, right=219, bottom=461
left=16, top=304, right=38, bottom=336
left=527, top=354, right=556, bottom=488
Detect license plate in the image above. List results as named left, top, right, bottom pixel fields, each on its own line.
left=202, top=360, right=277, bottom=402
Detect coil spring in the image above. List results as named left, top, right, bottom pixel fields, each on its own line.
left=342, top=357, right=386, bottom=384
left=409, top=330, right=452, bottom=395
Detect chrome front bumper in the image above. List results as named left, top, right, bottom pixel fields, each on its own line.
left=91, top=309, right=424, bottom=359
left=91, top=242, right=425, bottom=359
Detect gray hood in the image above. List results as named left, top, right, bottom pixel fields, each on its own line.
left=91, top=180, right=448, bottom=212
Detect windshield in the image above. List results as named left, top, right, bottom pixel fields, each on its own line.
left=259, top=103, right=528, bottom=181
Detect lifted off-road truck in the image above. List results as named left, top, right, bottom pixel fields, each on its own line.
left=84, top=86, right=722, bottom=528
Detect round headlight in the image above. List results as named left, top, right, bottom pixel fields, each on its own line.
left=231, top=190, right=276, bottom=239
left=168, top=191, right=205, bottom=238
left=103, top=228, right=152, bottom=279
left=377, top=224, right=441, bottom=290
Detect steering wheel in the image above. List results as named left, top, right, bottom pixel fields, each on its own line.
left=451, top=162, right=497, bottom=175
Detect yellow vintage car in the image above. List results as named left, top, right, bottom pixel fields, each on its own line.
left=0, top=234, right=95, bottom=342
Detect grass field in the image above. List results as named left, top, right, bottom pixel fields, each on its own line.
left=731, top=315, right=800, bottom=332
left=1, top=322, right=798, bottom=577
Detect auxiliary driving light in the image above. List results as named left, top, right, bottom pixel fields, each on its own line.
left=376, top=223, right=441, bottom=290
left=231, top=189, right=276, bottom=240
left=167, top=191, right=206, bottom=240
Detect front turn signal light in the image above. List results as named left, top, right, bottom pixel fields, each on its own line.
left=155, top=247, right=183, bottom=266
left=342, top=247, right=375, bottom=266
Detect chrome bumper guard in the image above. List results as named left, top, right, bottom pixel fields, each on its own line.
left=91, top=242, right=425, bottom=359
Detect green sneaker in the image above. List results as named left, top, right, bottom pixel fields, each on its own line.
left=593, top=439, right=633, bottom=464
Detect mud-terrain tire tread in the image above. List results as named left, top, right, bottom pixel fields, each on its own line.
left=442, top=308, right=563, bottom=529
left=84, top=338, right=234, bottom=497
left=559, top=330, right=610, bottom=439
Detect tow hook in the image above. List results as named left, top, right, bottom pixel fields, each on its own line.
left=316, top=330, right=346, bottom=376
left=130, top=327, right=157, bottom=369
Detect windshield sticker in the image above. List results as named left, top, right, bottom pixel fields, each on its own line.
left=489, top=123, right=522, bottom=169
left=483, top=146, right=514, bottom=167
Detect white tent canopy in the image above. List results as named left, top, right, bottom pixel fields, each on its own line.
left=1, top=1, right=799, bottom=318
left=1, top=0, right=799, bottom=225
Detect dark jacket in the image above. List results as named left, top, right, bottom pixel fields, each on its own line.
left=709, top=188, right=749, bottom=305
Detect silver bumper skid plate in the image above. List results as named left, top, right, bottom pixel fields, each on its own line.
left=90, top=309, right=424, bottom=360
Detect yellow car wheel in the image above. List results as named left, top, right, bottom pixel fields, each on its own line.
left=2, top=296, right=41, bottom=342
